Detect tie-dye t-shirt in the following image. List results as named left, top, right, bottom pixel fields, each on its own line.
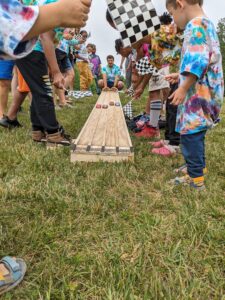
left=0, top=0, right=39, bottom=59
left=102, top=64, right=121, bottom=83
left=176, top=17, right=224, bottom=135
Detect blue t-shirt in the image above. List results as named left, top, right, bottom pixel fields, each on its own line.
left=102, top=64, right=121, bottom=83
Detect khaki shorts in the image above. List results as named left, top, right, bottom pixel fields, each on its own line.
left=149, top=66, right=170, bottom=92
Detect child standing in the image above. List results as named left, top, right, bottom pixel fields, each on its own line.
left=89, top=44, right=102, bottom=95
left=166, top=0, right=224, bottom=189
left=75, top=30, right=93, bottom=91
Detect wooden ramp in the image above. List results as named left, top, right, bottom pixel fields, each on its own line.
left=71, top=91, right=134, bottom=162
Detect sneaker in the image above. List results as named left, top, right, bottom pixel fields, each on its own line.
left=46, top=131, right=71, bottom=146
left=152, top=145, right=178, bottom=157
left=134, top=126, right=160, bottom=139
left=190, top=182, right=206, bottom=191
left=32, top=130, right=46, bottom=143
left=0, top=116, right=22, bottom=129
left=170, top=174, right=191, bottom=185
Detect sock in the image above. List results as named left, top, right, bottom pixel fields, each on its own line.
left=192, top=176, right=205, bottom=187
left=149, top=100, right=162, bottom=128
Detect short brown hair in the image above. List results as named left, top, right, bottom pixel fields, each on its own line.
left=166, top=0, right=203, bottom=8
left=107, top=55, right=114, bottom=60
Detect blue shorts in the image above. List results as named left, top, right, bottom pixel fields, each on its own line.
left=0, top=60, right=14, bottom=80
left=55, top=49, right=72, bottom=73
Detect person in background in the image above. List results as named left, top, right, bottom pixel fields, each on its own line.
left=89, top=44, right=102, bottom=95
left=55, top=28, right=84, bottom=107
left=98, top=55, right=124, bottom=91
left=75, top=30, right=93, bottom=91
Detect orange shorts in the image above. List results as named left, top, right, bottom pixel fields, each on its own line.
left=17, top=69, right=30, bottom=93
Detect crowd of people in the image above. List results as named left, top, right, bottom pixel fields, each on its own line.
left=0, top=0, right=224, bottom=295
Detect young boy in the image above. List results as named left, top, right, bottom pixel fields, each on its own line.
left=89, top=44, right=102, bottom=95
left=75, top=30, right=93, bottom=91
left=166, top=0, right=224, bottom=189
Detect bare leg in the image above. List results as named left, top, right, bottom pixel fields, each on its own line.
left=7, top=89, right=28, bottom=120
left=145, top=95, right=151, bottom=115
left=64, top=68, right=74, bottom=90
left=11, top=67, right=18, bottom=100
left=55, top=88, right=67, bottom=106
left=0, top=80, right=11, bottom=118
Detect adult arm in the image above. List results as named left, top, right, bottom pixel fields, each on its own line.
left=40, top=31, right=64, bottom=89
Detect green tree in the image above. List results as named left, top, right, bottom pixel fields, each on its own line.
left=217, top=18, right=225, bottom=79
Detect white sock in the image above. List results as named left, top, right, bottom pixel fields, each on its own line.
left=149, top=100, right=162, bottom=128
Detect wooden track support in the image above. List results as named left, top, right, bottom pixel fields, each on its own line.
left=71, top=91, right=134, bottom=162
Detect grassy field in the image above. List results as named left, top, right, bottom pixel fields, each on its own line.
left=0, top=92, right=224, bottom=300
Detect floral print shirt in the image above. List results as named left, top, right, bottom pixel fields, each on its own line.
left=176, top=17, right=224, bottom=135
left=0, top=0, right=39, bottom=59
left=149, top=24, right=183, bottom=70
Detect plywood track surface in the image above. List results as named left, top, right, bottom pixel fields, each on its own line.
left=71, top=91, right=134, bottom=162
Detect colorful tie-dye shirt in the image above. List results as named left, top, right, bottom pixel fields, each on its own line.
left=0, top=0, right=39, bottom=59
left=176, top=17, right=224, bottom=135
left=102, top=64, right=121, bottom=83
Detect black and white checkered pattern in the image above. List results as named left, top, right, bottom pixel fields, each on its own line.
left=135, top=57, right=158, bottom=76
left=68, top=90, right=93, bottom=99
left=106, top=0, right=161, bottom=47
left=127, top=84, right=135, bottom=97
left=123, top=101, right=133, bottom=119
left=74, top=33, right=83, bottom=40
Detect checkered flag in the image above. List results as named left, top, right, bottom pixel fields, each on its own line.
left=127, top=84, right=135, bottom=97
left=135, top=56, right=158, bottom=76
left=106, top=0, right=161, bottom=47
left=123, top=100, right=133, bottom=119
left=74, top=33, right=83, bottom=40
left=69, top=91, right=93, bottom=99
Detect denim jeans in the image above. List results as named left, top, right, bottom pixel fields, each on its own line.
left=181, top=131, right=207, bottom=178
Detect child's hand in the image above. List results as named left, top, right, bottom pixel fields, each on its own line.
left=169, top=86, right=187, bottom=106
left=58, top=0, right=92, bottom=28
left=165, top=73, right=179, bottom=84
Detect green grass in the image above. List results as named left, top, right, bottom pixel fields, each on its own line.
left=0, top=93, right=224, bottom=300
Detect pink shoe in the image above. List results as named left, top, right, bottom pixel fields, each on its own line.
left=149, top=140, right=168, bottom=148
left=151, top=145, right=178, bottom=157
